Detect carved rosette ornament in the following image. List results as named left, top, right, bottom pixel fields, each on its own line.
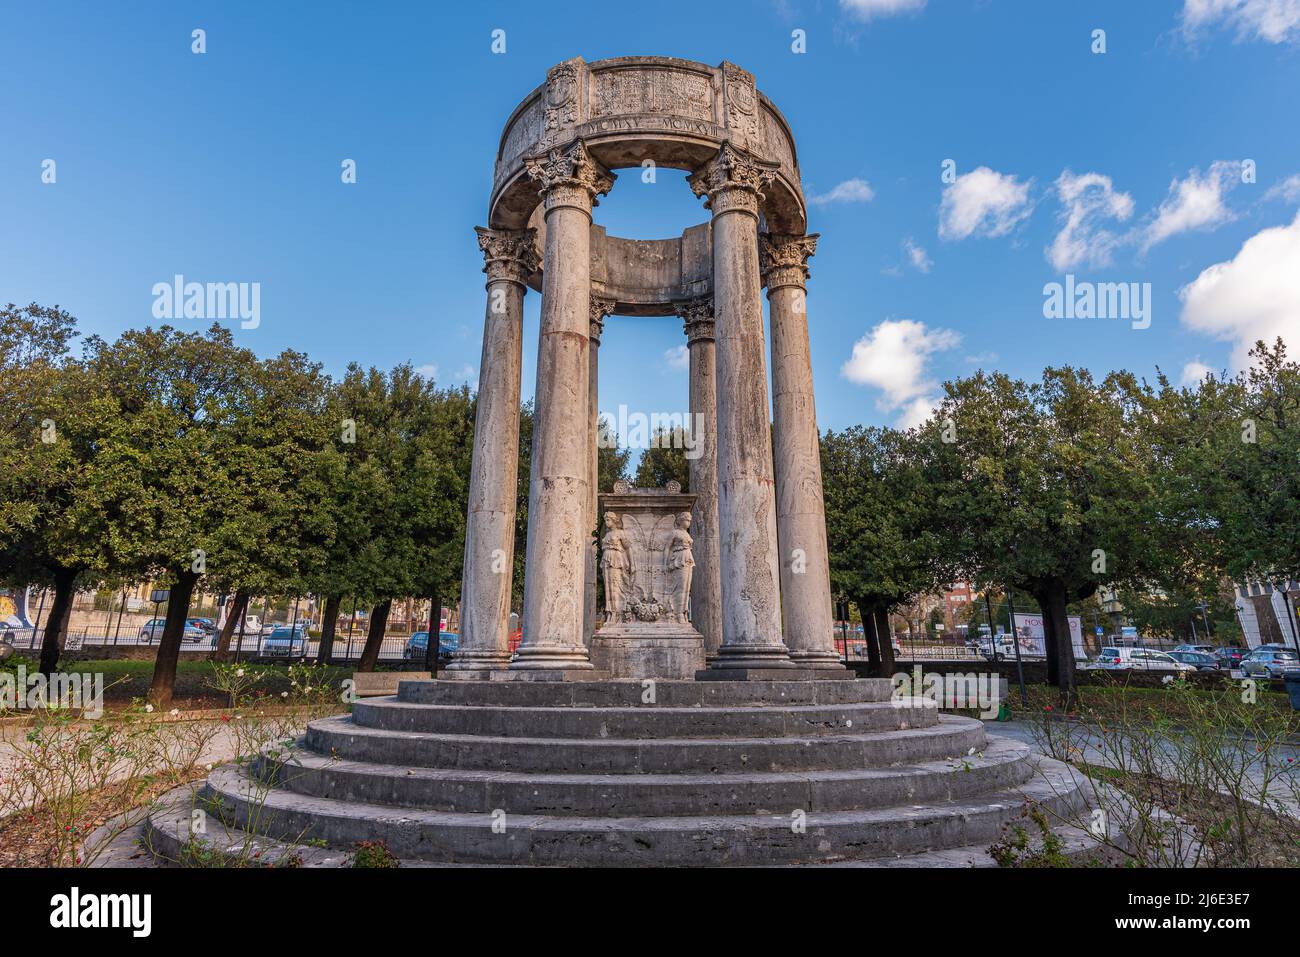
left=675, top=295, right=715, bottom=344
left=759, top=233, right=819, bottom=292
left=589, top=295, right=616, bottom=342
left=474, top=227, right=540, bottom=286
left=525, top=139, right=616, bottom=213
left=687, top=142, right=779, bottom=217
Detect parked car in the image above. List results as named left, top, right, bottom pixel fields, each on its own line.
left=1096, top=647, right=1196, bottom=672
left=1241, top=647, right=1300, bottom=679
left=1213, top=646, right=1246, bottom=668
left=187, top=617, right=217, bottom=636
left=1167, top=650, right=1220, bottom=671
left=262, top=624, right=309, bottom=657
left=138, top=618, right=206, bottom=643
left=1173, top=643, right=1214, bottom=655
left=1, top=614, right=35, bottom=647
left=404, top=631, right=460, bottom=661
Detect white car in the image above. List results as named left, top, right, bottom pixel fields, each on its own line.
left=1096, top=647, right=1196, bottom=672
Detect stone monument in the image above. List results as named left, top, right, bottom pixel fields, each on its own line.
left=589, top=481, right=706, bottom=679
left=448, top=55, right=844, bottom=680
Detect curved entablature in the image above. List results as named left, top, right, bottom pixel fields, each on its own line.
left=489, top=56, right=806, bottom=237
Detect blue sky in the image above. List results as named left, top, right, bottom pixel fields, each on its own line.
left=3, top=0, right=1298, bottom=442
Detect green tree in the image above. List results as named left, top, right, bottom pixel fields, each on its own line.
left=922, top=367, right=1161, bottom=703
left=633, top=426, right=690, bottom=491
left=821, top=426, right=949, bottom=676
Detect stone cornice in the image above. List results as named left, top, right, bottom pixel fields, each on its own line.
left=760, top=232, right=819, bottom=292
left=525, top=139, right=616, bottom=213
left=688, top=142, right=779, bottom=217
left=475, top=226, right=539, bottom=285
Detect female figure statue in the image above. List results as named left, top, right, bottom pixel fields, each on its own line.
left=666, top=511, right=695, bottom=624
left=600, top=511, right=633, bottom=623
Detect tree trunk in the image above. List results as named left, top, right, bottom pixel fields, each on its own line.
left=37, top=565, right=78, bottom=676
left=855, top=599, right=882, bottom=676
left=356, top=599, right=392, bottom=673
left=1039, top=582, right=1077, bottom=706
left=147, top=569, right=200, bottom=708
left=211, top=588, right=249, bottom=662
left=316, top=594, right=341, bottom=665
left=1032, top=588, right=1060, bottom=687
left=423, top=590, right=441, bottom=672
left=874, top=606, right=896, bottom=674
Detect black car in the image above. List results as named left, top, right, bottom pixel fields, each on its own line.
left=1167, top=650, right=1219, bottom=671
left=1213, top=646, right=1245, bottom=668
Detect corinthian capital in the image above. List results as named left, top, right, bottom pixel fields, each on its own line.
left=675, top=295, right=715, bottom=344
left=475, top=226, right=539, bottom=285
left=524, top=139, right=615, bottom=212
left=687, top=142, right=779, bottom=216
left=759, top=233, right=819, bottom=292
left=589, top=295, right=616, bottom=342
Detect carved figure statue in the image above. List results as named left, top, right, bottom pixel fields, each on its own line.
left=600, top=512, right=634, bottom=623
left=665, top=511, right=695, bottom=623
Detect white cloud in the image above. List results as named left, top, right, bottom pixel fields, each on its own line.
left=1179, top=209, right=1300, bottom=367
left=1180, top=359, right=1215, bottom=386
left=840, top=0, right=927, bottom=21
left=1141, top=162, right=1239, bottom=252
left=415, top=364, right=438, bottom=380
left=809, top=177, right=875, bottom=206
left=452, top=364, right=477, bottom=386
left=1047, top=170, right=1135, bottom=272
left=903, top=237, right=933, bottom=272
left=938, top=167, right=1032, bottom=241
left=841, top=318, right=961, bottom=427
left=664, top=344, right=689, bottom=371
left=1264, top=173, right=1300, bottom=204
left=1180, top=0, right=1300, bottom=43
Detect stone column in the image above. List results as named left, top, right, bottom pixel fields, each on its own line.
left=584, top=296, right=615, bottom=649
left=676, top=296, right=723, bottom=658
left=688, top=143, right=794, bottom=672
left=762, top=233, right=842, bottom=670
left=448, top=227, right=538, bottom=674
left=513, top=139, right=614, bottom=672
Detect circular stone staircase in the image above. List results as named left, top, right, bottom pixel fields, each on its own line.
left=144, top=678, right=1098, bottom=867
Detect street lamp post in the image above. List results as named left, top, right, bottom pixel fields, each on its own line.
left=1004, top=588, right=1028, bottom=708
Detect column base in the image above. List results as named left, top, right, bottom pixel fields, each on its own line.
left=701, top=643, right=798, bottom=676
left=788, top=650, right=849, bottom=671
left=508, top=645, right=595, bottom=673
left=443, top=651, right=512, bottom=678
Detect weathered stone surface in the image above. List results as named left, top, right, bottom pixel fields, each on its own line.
left=351, top=671, right=431, bottom=697
left=762, top=233, right=841, bottom=669
left=450, top=228, right=536, bottom=673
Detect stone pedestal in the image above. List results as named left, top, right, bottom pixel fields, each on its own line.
left=594, top=482, right=707, bottom=679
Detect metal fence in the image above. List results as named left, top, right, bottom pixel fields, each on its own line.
left=1, top=626, right=420, bottom=663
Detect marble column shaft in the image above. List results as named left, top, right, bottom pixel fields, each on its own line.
left=688, top=143, right=793, bottom=669
left=763, top=233, right=842, bottom=668
left=449, top=227, right=537, bottom=672
left=584, top=299, right=613, bottom=649
left=514, top=140, right=613, bottom=670
left=679, top=298, right=723, bottom=658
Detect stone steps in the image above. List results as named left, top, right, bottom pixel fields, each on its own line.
left=350, top=696, right=938, bottom=738
left=305, top=713, right=988, bottom=773
left=255, top=734, right=1034, bottom=815
left=396, top=677, right=895, bottom=708
left=195, top=755, right=1087, bottom=866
